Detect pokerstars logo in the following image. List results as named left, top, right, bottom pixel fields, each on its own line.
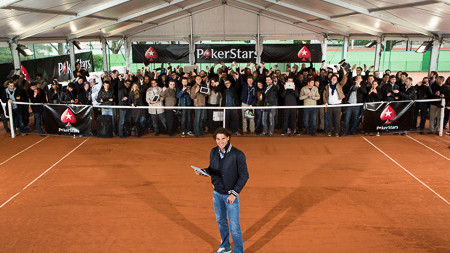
left=196, top=48, right=257, bottom=60
left=380, top=105, right=396, bottom=124
left=57, top=59, right=92, bottom=76
left=61, top=108, right=76, bottom=126
left=298, top=46, right=311, bottom=61
left=145, top=47, right=158, bottom=61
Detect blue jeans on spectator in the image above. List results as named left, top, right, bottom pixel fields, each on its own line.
left=150, top=113, right=167, bottom=134
left=344, top=106, right=360, bottom=135
left=118, top=109, right=128, bottom=137
left=303, top=108, right=317, bottom=135
left=225, top=109, right=238, bottom=133
left=193, top=108, right=205, bottom=135
left=12, top=108, right=25, bottom=133
left=180, top=108, right=192, bottom=133
left=255, top=109, right=263, bottom=130
left=324, top=111, right=329, bottom=132
left=102, top=108, right=116, bottom=133
left=262, top=109, right=276, bottom=135
left=140, top=112, right=152, bottom=130
left=33, top=111, right=44, bottom=135
left=213, top=190, right=243, bottom=253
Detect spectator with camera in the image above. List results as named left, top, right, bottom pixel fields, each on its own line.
left=177, top=77, right=194, bottom=137
left=47, top=79, right=62, bottom=104
left=343, top=75, right=366, bottom=135
left=323, top=67, right=348, bottom=137
left=146, top=79, right=167, bottom=136
left=240, top=75, right=257, bottom=135
left=300, top=78, right=320, bottom=136
left=260, top=76, right=279, bottom=137
left=190, top=75, right=208, bottom=137
left=161, top=80, right=178, bottom=136
left=60, top=83, right=78, bottom=104
left=97, top=80, right=117, bottom=134
left=28, top=82, right=46, bottom=135
left=118, top=79, right=131, bottom=138
left=281, top=77, right=299, bottom=136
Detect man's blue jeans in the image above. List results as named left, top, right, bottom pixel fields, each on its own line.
left=213, top=190, right=243, bottom=253
left=344, top=106, right=360, bottom=135
left=33, top=111, right=43, bottom=135
left=303, top=108, right=317, bottom=134
left=193, top=108, right=205, bottom=135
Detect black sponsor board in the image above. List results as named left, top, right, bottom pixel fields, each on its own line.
left=132, top=44, right=189, bottom=63
left=44, top=104, right=93, bottom=136
left=261, top=44, right=322, bottom=63
left=363, top=101, right=415, bottom=132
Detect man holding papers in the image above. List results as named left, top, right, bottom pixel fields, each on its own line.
left=194, top=128, right=249, bottom=253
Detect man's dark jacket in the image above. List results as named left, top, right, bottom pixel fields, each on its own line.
left=204, top=143, right=249, bottom=197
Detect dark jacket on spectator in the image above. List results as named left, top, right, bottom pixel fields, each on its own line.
left=47, top=87, right=62, bottom=104
left=382, top=83, right=400, bottom=101
left=240, top=82, right=257, bottom=106
left=398, top=85, right=416, bottom=100
left=366, top=86, right=382, bottom=102
left=96, top=88, right=115, bottom=105
left=218, top=84, right=240, bottom=107
left=28, top=88, right=46, bottom=113
left=77, top=88, right=92, bottom=105
left=60, top=89, right=77, bottom=104
left=118, top=84, right=131, bottom=106
left=262, top=84, right=280, bottom=106
left=415, top=85, right=432, bottom=100
left=176, top=88, right=193, bottom=106
left=280, top=87, right=299, bottom=106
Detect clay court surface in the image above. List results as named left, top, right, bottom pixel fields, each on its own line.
left=0, top=133, right=449, bottom=252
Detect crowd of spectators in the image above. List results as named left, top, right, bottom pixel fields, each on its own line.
left=1, top=60, right=450, bottom=137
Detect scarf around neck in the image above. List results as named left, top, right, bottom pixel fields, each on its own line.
left=330, top=82, right=337, bottom=95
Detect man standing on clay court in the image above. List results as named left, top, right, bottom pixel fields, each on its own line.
left=194, top=128, right=249, bottom=253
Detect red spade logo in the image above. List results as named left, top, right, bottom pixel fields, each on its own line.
left=380, top=105, right=396, bottom=124
left=61, top=108, right=76, bottom=127
left=20, top=65, right=30, bottom=82
left=62, top=62, right=68, bottom=74
left=145, top=47, right=158, bottom=61
left=204, top=49, right=211, bottom=58
left=298, top=46, right=311, bottom=62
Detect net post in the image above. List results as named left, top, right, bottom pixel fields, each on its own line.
left=8, top=101, right=15, bottom=138
left=222, top=108, right=226, bottom=129
left=439, top=98, right=445, bottom=136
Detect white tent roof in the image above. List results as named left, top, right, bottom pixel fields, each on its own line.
left=0, top=0, right=449, bottom=44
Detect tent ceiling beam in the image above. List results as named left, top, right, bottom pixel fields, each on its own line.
left=0, top=0, right=21, bottom=8
left=232, top=0, right=347, bottom=35
left=68, top=0, right=188, bottom=39
left=15, top=0, right=131, bottom=40
left=105, top=0, right=214, bottom=37
left=320, top=0, right=432, bottom=35
left=261, top=0, right=381, bottom=36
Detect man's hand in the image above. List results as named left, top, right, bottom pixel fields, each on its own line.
left=227, top=194, right=236, bottom=204
left=123, top=97, right=128, bottom=101
left=194, top=170, right=202, bottom=176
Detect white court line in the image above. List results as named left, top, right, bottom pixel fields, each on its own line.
left=406, top=135, right=450, bottom=161
left=362, top=136, right=450, bottom=207
left=0, top=136, right=49, bottom=166
left=0, top=138, right=88, bottom=209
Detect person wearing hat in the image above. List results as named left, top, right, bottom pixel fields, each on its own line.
left=194, top=128, right=249, bottom=253
left=28, top=82, right=46, bottom=135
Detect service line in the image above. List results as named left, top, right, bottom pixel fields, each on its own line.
left=0, top=136, right=49, bottom=166
left=0, top=138, right=88, bottom=209
left=362, top=136, right=450, bottom=207
left=406, top=135, right=450, bottom=161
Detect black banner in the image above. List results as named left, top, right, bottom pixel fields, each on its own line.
left=195, top=44, right=256, bottom=63
left=261, top=44, right=322, bottom=63
left=132, top=44, right=189, bottom=63
left=0, top=52, right=93, bottom=84
left=44, top=104, right=93, bottom=136
left=363, top=101, right=415, bottom=132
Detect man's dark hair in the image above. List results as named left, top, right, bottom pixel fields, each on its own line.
left=356, top=67, right=363, bottom=71
left=306, top=78, right=314, bottom=83
left=389, top=75, right=396, bottom=79
left=402, top=72, right=408, bottom=77
left=406, top=77, right=413, bottom=82
left=213, top=127, right=231, bottom=140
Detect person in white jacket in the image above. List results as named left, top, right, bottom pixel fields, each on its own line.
left=146, top=79, right=167, bottom=136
